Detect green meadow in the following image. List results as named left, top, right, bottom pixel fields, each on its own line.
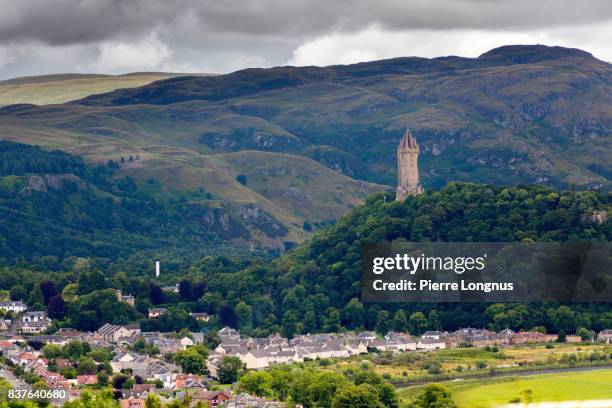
left=398, top=369, right=612, bottom=408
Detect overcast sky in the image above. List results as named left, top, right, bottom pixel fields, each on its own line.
left=0, top=0, right=611, bottom=79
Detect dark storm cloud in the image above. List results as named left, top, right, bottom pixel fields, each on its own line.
left=0, top=0, right=610, bottom=79
left=1, top=0, right=611, bottom=46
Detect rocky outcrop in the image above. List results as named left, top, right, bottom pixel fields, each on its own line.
left=20, top=174, right=85, bottom=195
left=234, top=204, right=287, bottom=238
left=189, top=202, right=288, bottom=241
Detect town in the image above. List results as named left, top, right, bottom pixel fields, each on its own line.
left=2, top=299, right=611, bottom=407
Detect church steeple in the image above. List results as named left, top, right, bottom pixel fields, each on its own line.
left=396, top=129, right=423, bottom=201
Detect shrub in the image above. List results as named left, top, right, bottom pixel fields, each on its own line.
left=236, top=174, right=247, bottom=185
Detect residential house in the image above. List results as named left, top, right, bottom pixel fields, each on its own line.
left=0, top=300, right=27, bottom=313
left=116, top=290, right=136, bottom=307
left=132, top=384, right=156, bottom=395
left=356, top=331, right=378, bottom=342
left=19, top=320, right=51, bottom=334
left=56, top=359, right=71, bottom=369
left=384, top=332, right=417, bottom=352
left=190, top=313, right=210, bottom=322
left=22, top=311, right=47, bottom=323
left=218, top=327, right=240, bottom=343
left=76, top=375, right=98, bottom=386
left=180, top=336, right=194, bottom=348
left=190, top=390, right=231, bottom=407
left=510, top=331, right=547, bottom=345
left=174, top=374, right=204, bottom=389
left=132, top=361, right=178, bottom=388
left=598, top=329, right=612, bottom=344
left=422, top=331, right=445, bottom=340
left=148, top=308, right=167, bottom=319
left=0, top=319, right=11, bottom=332
left=417, top=338, right=446, bottom=351
left=95, top=323, right=140, bottom=344
left=145, top=337, right=182, bottom=354
left=17, top=351, right=40, bottom=365
left=111, top=352, right=151, bottom=373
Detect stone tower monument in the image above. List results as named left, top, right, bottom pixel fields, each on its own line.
left=396, top=129, right=423, bottom=201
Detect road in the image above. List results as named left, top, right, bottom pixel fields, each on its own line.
left=0, top=365, right=29, bottom=390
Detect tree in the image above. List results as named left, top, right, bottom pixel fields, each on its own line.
left=308, top=372, right=350, bottom=407
left=343, top=298, right=365, bottom=329
left=236, top=174, right=247, bottom=185
left=145, top=393, right=163, bottom=408
left=576, top=327, right=593, bottom=341
left=63, top=389, right=119, bottom=408
left=235, top=301, right=254, bottom=332
left=303, top=310, right=317, bottom=333
left=376, top=382, right=399, bottom=408
left=149, top=284, right=164, bottom=305
left=409, top=312, right=428, bottom=335
left=78, top=270, right=106, bottom=294
left=48, top=295, right=68, bottom=319
left=174, top=348, right=207, bottom=374
left=282, top=310, right=299, bottom=339
left=42, top=344, right=63, bottom=359
left=77, top=357, right=97, bottom=375
left=64, top=340, right=85, bottom=360
left=375, top=310, right=391, bottom=335
left=61, top=283, right=79, bottom=302
left=239, top=371, right=274, bottom=397
left=410, top=384, right=457, bottom=408
left=217, top=356, right=244, bottom=384
left=179, top=279, right=193, bottom=301
left=557, top=329, right=567, bottom=343
left=219, top=303, right=238, bottom=328
left=269, top=368, right=293, bottom=401
left=331, top=384, right=384, bottom=408
left=323, top=307, right=341, bottom=333
left=392, top=310, right=409, bottom=332
left=112, top=374, right=129, bottom=389
left=428, top=310, right=442, bottom=331
left=39, top=280, right=59, bottom=305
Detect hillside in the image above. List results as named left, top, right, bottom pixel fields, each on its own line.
left=0, top=72, right=187, bottom=106
left=169, top=182, right=612, bottom=337
left=0, top=45, right=609, bottom=249
left=1, top=44, right=605, bottom=189
left=0, top=140, right=264, bottom=264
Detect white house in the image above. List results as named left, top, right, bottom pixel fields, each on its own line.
left=598, top=329, right=612, bottom=344
left=241, top=349, right=302, bottom=369
left=417, top=338, right=446, bottom=351
left=0, top=301, right=27, bottom=313
left=180, top=336, right=194, bottom=349
left=22, top=311, right=47, bottom=323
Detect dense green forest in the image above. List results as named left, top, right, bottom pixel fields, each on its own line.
left=0, top=140, right=256, bottom=267
left=1, top=171, right=610, bottom=335
left=180, top=183, right=612, bottom=336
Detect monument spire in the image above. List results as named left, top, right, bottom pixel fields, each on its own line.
left=396, top=129, right=423, bottom=201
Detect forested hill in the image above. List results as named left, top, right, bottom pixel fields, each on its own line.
left=189, top=183, right=612, bottom=337
left=0, top=140, right=253, bottom=266
left=2, top=180, right=611, bottom=334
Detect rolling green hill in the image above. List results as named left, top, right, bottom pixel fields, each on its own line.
left=0, top=45, right=609, bottom=250
left=0, top=72, right=188, bottom=106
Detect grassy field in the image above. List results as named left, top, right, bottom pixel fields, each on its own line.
left=398, top=369, right=612, bottom=407
left=0, top=73, right=182, bottom=106
left=320, top=343, right=610, bottom=381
